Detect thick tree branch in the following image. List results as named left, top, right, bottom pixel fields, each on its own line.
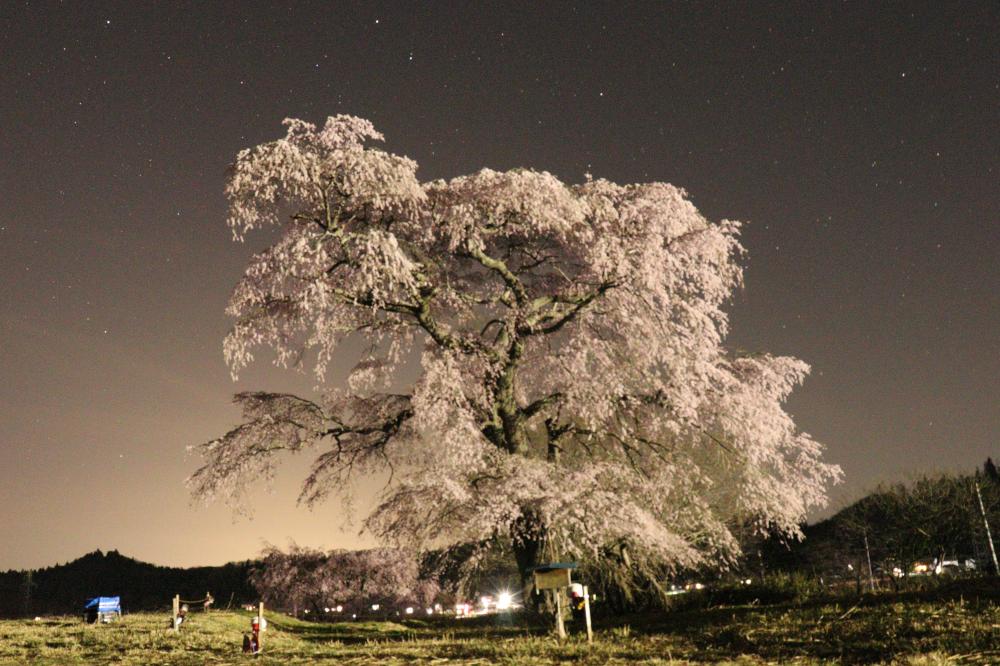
left=466, top=246, right=529, bottom=306
left=528, top=281, right=618, bottom=336
left=522, top=392, right=564, bottom=419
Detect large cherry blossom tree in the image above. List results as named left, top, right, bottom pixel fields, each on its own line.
left=190, top=115, right=841, bottom=592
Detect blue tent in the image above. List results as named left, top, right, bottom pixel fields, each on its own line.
left=84, top=597, right=121, bottom=622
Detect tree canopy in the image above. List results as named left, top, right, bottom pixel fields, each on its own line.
left=189, top=115, right=840, bottom=584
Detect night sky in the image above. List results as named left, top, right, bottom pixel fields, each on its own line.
left=2, top=2, right=998, bottom=570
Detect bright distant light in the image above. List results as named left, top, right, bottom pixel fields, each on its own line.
left=425, top=608, right=433, bottom=615
left=496, top=592, right=513, bottom=610
left=371, top=604, right=380, bottom=611
left=480, top=596, right=491, bottom=609
left=336, top=605, right=343, bottom=613
left=405, top=607, right=414, bottom=615
left=324, top=607, right=330, bottom=613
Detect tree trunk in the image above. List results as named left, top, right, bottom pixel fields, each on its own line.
left=495, top=337, right=529, bottom=455
left=511, top=508, right=549, bottom=608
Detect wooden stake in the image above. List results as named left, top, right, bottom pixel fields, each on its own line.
left=583, top=585, right=593, bottom=644
left=257, top=602, right=265, bottom=654
left=554, top=590, right=565, bottom=640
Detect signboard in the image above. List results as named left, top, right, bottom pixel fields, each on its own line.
left=531, top=562, right=577, bottom=591
left=533, top=567, right=572, bottom=590
left=530, top=563, right=586, bottom=641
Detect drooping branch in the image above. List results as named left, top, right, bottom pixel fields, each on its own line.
left=188, top=391, right=413, bottom=509
left=301, top=398, right=414, bottom=505
left=187, top=392, right=329, bottom=505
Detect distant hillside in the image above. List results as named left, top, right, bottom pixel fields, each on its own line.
left=0, top=550, right=256, bottom=618
left=761, top=462, right=1000, bottom=579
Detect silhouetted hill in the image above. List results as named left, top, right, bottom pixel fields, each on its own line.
left=0, top=550, right=256, bottom=618
left=761, top=463, right=1000, bottom=579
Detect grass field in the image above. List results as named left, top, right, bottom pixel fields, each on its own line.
left=1, top=581, right=998, bottom=664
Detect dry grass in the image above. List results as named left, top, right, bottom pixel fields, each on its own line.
left=1, top=585, right=998, bottom=664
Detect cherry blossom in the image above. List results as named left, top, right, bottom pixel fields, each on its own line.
left=251, top=543, right=438, bottom=614
left=190, top=115, right=842, bottom=589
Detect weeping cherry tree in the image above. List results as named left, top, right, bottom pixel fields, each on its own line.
left=189, top=116, right=841, bottom=594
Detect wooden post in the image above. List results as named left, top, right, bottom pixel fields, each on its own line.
left=257, top=602, right=265, bottom=654
left=172, top=595, right=180, bottom=630
left=583, top=585, right=593, bottom=644
left=554, top=590, right=565, bottom=640
left=532, top=563, right=576, bottom=640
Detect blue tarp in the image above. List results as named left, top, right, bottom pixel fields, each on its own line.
left=84, top=597, right=121, bottom=613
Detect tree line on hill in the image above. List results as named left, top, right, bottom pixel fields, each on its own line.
left=0, top=545, right=503, bottom=620
left=0, top=550, right=256, bottom=618
left=760, top=459, right=1000, bottom=588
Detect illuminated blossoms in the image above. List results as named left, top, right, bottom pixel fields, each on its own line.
left=190, top=116, right=841, bottom=581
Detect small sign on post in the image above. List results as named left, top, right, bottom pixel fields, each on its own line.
left=531, top=562, right=579, bottom=641
left=533, top=567, right=573, bottom=590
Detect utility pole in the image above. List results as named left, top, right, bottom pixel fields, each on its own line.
left=974, top=477, right=999, bottom=575
left=863, top=531, right=877, bottom=592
